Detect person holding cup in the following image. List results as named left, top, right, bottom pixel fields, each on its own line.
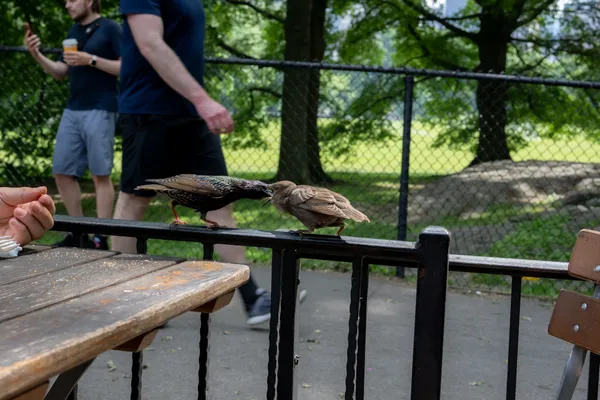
left=23, top=0, right=122, bottom=250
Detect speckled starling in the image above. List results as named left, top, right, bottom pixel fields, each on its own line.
left=135, top=174, right=272, bottom=228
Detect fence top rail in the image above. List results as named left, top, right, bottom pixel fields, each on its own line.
left=449, top=254, right=569, bottom=279
left=1, top=45, right=599, bottom=89
left=50, top=215, right=572, bottom=279
left=52, top=215, right=422, bottom=264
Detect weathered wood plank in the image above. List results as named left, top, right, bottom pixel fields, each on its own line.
left=548, top=289, right=600, bottom=354
left=0, top=247, right=116, bottom=286
left=19, top=244, right=54, bottom=256
left=115, top=329, right=158, bottom=352
left=11, top=381, right=48, bottom=400
left=0, top=260, right=249, bottom=400
left=568, top=229, right=600, bottom=283
left=192, top=289, right=235, bottom=313
left=0, top=253, right=184, bottom=323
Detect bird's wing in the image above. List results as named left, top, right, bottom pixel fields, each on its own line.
left=145, top=174, right=234, bottom=197
left=289, top=186, right=348, bottom=219
left=330, top=192, right=370, bottom=222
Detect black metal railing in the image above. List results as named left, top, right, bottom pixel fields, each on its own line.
left=48, top=215, right=598, bottom=400
left=3, top=44, right=600, bottom=297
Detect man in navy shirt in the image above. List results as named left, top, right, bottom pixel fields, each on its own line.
left=24, top=0, right=122, bottom=250
left=111, top=0, right=307, bottom=326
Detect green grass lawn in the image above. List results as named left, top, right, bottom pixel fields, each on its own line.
left=34, top=123, right=600, bottom=296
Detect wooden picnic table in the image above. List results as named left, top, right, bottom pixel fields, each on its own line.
left=0, top=244, right=250, bottom=400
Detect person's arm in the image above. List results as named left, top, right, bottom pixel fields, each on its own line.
left=126, top=13, right=234, bottom=134
left=62, top=52, right=121, bottom=76
left=24, top=32, right=69, bottom=81
left=92, top=56, right=121, bottom=76
left=62, top=21, right=122, bottom=76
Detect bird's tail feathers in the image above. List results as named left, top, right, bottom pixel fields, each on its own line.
left=344, top=207, right=370, bottom=223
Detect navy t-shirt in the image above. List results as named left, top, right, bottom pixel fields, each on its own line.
left=59, top=17, right=122, bottom=112
left=118, top=0, right=206, bottom=116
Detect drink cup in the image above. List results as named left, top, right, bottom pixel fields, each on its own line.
left=62, top=38, right=78, bottom=52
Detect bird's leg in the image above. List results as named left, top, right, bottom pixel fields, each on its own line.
left=200, top=212, right=222, bottom=229
left=336, top=223, right=346, bottom=236
left=169, top=201, right=188, bottom=226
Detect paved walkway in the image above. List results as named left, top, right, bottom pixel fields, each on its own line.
left=76, top=266, right=591, bottom=399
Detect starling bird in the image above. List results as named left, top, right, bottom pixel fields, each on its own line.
left=267, top=180, right=370, bottom=235
left=135, top=174, right=272, bottom=228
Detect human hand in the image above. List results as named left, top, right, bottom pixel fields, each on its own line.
left=194, top=97, right=235, bottom=134
left=0, top=186, right=56, bottom=245
left=23, top=30, right=41, bottom=58
left=62, top=51, right=92, bottom=67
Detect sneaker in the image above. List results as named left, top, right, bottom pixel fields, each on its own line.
left=53, top=233, right=90, bottom=248
left=91, top=234, right=109, bottom=250
left=246, top=289, right=308, bottom=326
left=299, top=289, right=308, bottom=304
left=247, top=290, right=271, bottom=326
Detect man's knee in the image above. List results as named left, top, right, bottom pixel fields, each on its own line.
left=53, top=173, right=78, bottom=184
left=92, top=175, right=113, bottom=185
left=113, top=191, right=151, bottom=220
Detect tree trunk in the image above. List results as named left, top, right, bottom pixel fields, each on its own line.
left=471, top=19, right=512, bottom=166
left=276, top=0, right=313, bottom=183
left=306, top=0, right=333, bottom=184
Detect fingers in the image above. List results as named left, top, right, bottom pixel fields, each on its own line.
left=195, top=100, right=235, bottom=134
left=221, top=112, right=234, bottom=133
left=211, top=110, right=234, bottom=134
left=205, top=117, right=217, bottom=134
left=0, top=186, right=46, bottom=207
left=25, top=35, right=41, bottom=51
left=62, top=53, right=74, bottom=64
left=62, top=52, right=80, bottom=66
left=26, top=201, right=54, bottom=231
left=11, top=202, right=53, bottom=245
left=9, top=218, right=32, bottom=246
left=38, top=194, right=56, bottom=215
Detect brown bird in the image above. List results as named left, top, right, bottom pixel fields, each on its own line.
left=135, top=174, right=272, bottom=228
left=266, top=180, right=370, bottom=235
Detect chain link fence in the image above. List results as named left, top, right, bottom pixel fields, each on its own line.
left=1, top=46, right=599, bottom=297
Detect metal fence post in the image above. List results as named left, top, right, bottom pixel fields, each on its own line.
left=276, top=248, right=301, bottom=399
left=411, top=226, right=450, bottom=400
left=396, top=75, right=415, bottom=278
left=198, top=243, right=214, bottom=400
left=129, top=237, right=148, bottom=400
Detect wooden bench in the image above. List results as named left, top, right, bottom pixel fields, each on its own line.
left=0, top=245, right=249, bottom=400
left=548, top=229, right=600, bottom=399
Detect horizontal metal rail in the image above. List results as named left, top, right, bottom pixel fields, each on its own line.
left=2, top=45, right=599, bottom=89
left=51, top=215, right=571, bottom=278
left=52, top=215, right=421, bottom=265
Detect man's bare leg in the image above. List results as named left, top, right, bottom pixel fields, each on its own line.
left=207, top=204, right=263, bottom=309
left=207, top=204, right=245, bottom=264
left=110, top=191, right=152, bottom=253
left=92, top=175, right=115, bottom=219
left=54, top=174, right=83, bottom=216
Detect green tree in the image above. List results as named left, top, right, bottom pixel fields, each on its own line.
left=335, top=0, right=600, bottom=165
left=206, top=0, right=335, bottom=183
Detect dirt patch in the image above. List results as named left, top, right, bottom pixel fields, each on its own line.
left=408, top=160, right=600, bottom=223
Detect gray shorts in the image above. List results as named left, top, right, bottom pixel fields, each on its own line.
left=52, top=109, right=117, bottom=178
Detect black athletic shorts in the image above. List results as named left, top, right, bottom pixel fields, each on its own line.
left=119, top=114, right=228, bottom=197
